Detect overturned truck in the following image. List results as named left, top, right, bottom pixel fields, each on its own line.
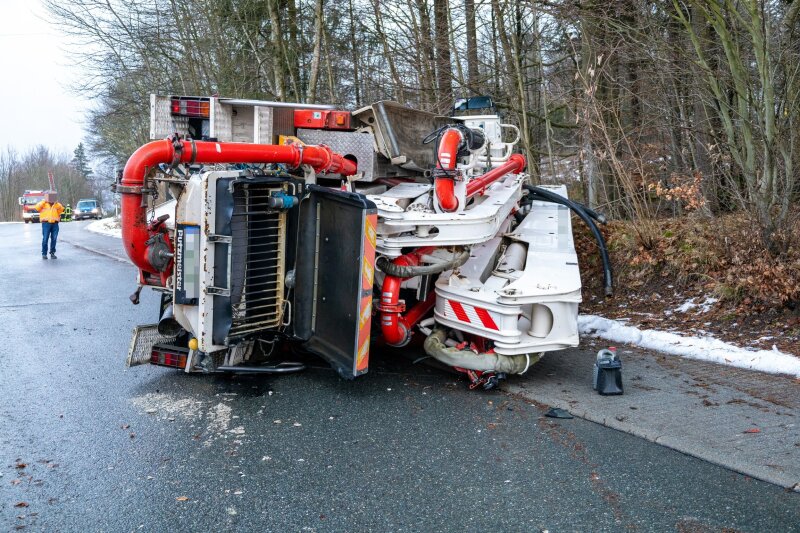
left=123, top=95, right=610, bottom=390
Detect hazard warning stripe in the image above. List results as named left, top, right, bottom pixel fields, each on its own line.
left=446, top=299, right=500, bottom=331
left=449, top=301, right=470, bottom=323
left=474, top=306, right=499, bottom=330
left=355, top=213, right=378, bottom=373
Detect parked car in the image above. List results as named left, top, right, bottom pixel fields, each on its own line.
left=73, top=199, right=103, bottom=220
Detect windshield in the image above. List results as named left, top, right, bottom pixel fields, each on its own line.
left=77, top=201, right=97, bottom=209
left=22, top=196, right=44, bottom=205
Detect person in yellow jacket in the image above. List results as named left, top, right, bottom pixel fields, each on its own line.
left=33, top=192, right=64, bottom=259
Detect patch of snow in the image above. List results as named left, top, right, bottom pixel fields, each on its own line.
left=674, top=298, right=697, bottom=313
left=0, top=221, right=22, bottom=224
left=87, top=216, right=122, bottom=238
left=673, top=296, right=718, bottom=314
left=579, top=314, right=800, bottom=378
left=698, top=297, right=718, bottom=312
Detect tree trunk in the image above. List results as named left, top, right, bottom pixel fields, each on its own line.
left=307, top=0, right=324, bottom=102
left=373, top=0, right=407, bottom=103
left=465, top=0, right=480, bottom=92
left=348, top=0, right=361, bottom=106
left=416, top=0, right=437, bottom=109
left=434, top=0, right=453, bottom=112
left=267, top=0, right=286, bottom=99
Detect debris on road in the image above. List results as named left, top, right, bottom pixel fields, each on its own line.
left=544, top=408, right=574, bottom=419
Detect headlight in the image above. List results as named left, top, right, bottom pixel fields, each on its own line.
left=92, top=208, right=99, bottom=213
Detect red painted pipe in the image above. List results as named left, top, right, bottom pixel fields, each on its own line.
left=466, top=154, right=526, bottom=198
left=403, top=290, right=437, bottom=329
left=121, top=139, right=357, bottom=278
left=434, top=128, right=463, bottom=212
left=380, top=246, right=437, bottom=346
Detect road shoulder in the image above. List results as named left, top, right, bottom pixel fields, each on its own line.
left=508, top=341, right=800, bottom=491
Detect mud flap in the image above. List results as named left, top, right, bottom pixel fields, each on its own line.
left=293, top=185, right=377, bottom=379
left=126, top=324, right=178, bottom=367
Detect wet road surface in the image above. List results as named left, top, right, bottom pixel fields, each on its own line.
left=1, top=221, right=799, bottom=532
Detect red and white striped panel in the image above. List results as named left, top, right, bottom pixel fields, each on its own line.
left=444, top=299, right=499, bottom=331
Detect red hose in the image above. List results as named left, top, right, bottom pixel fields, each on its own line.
left=434, top=128, right=463, bottom=212
left=435, top=179, right=459, bottom=213
left=379, top=247, right=437, bottom=346
left=121, top=139, right=357, bottom=280
left=465, top=154, right=526, bottom=198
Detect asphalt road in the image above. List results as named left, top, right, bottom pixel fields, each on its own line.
left=1, top=221, right=799, bottom=532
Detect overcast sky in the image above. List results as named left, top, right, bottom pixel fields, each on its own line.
left=0, top=1, right=88, bottom=155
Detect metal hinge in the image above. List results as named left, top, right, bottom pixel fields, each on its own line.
left=207, top=234, right=232, bottom=243
left=206, top=286, right=231, bottom=296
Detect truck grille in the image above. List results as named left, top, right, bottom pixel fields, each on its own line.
left=228, top=183, right=286, bottom=339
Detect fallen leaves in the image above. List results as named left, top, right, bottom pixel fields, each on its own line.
left=175, top=496, right=190, bottom=502
left=14, top=502, right=28, bottom=508
left=743, top=428, right=761, bottom=434
left=15, top=463, right=26, bottom=470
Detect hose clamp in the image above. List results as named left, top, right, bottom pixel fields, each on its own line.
left=170, top=136, right=184, bottom=168
left=376, top=301, right=406, bottom=313
left=293, top=144, right=305, bottom=169
left=188, top=139, right=197, bottom=165
left=318, top=144, right=332, bottom=172
left=114, top=184, right=144, bottom=194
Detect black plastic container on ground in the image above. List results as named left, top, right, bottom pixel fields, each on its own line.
left=596, top=358, right=624, bottom=395
left=593, top=347, right=623, bottom=395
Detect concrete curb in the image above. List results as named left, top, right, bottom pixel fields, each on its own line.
left=61, top=238, right=129, bottom=264
left=507, top=383, right=800, bottom=492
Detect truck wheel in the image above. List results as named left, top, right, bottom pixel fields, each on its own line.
left=24, top=219, right=29, bottom=224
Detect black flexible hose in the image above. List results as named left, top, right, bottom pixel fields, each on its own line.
left=522, top=184, right=613, bottom=296
left=522, top=186, right=607, bottom=225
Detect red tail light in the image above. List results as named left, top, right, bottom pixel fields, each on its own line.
left=151, top=348, right=188, bottom=369
left=170, top=97, right=210, bottom=118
